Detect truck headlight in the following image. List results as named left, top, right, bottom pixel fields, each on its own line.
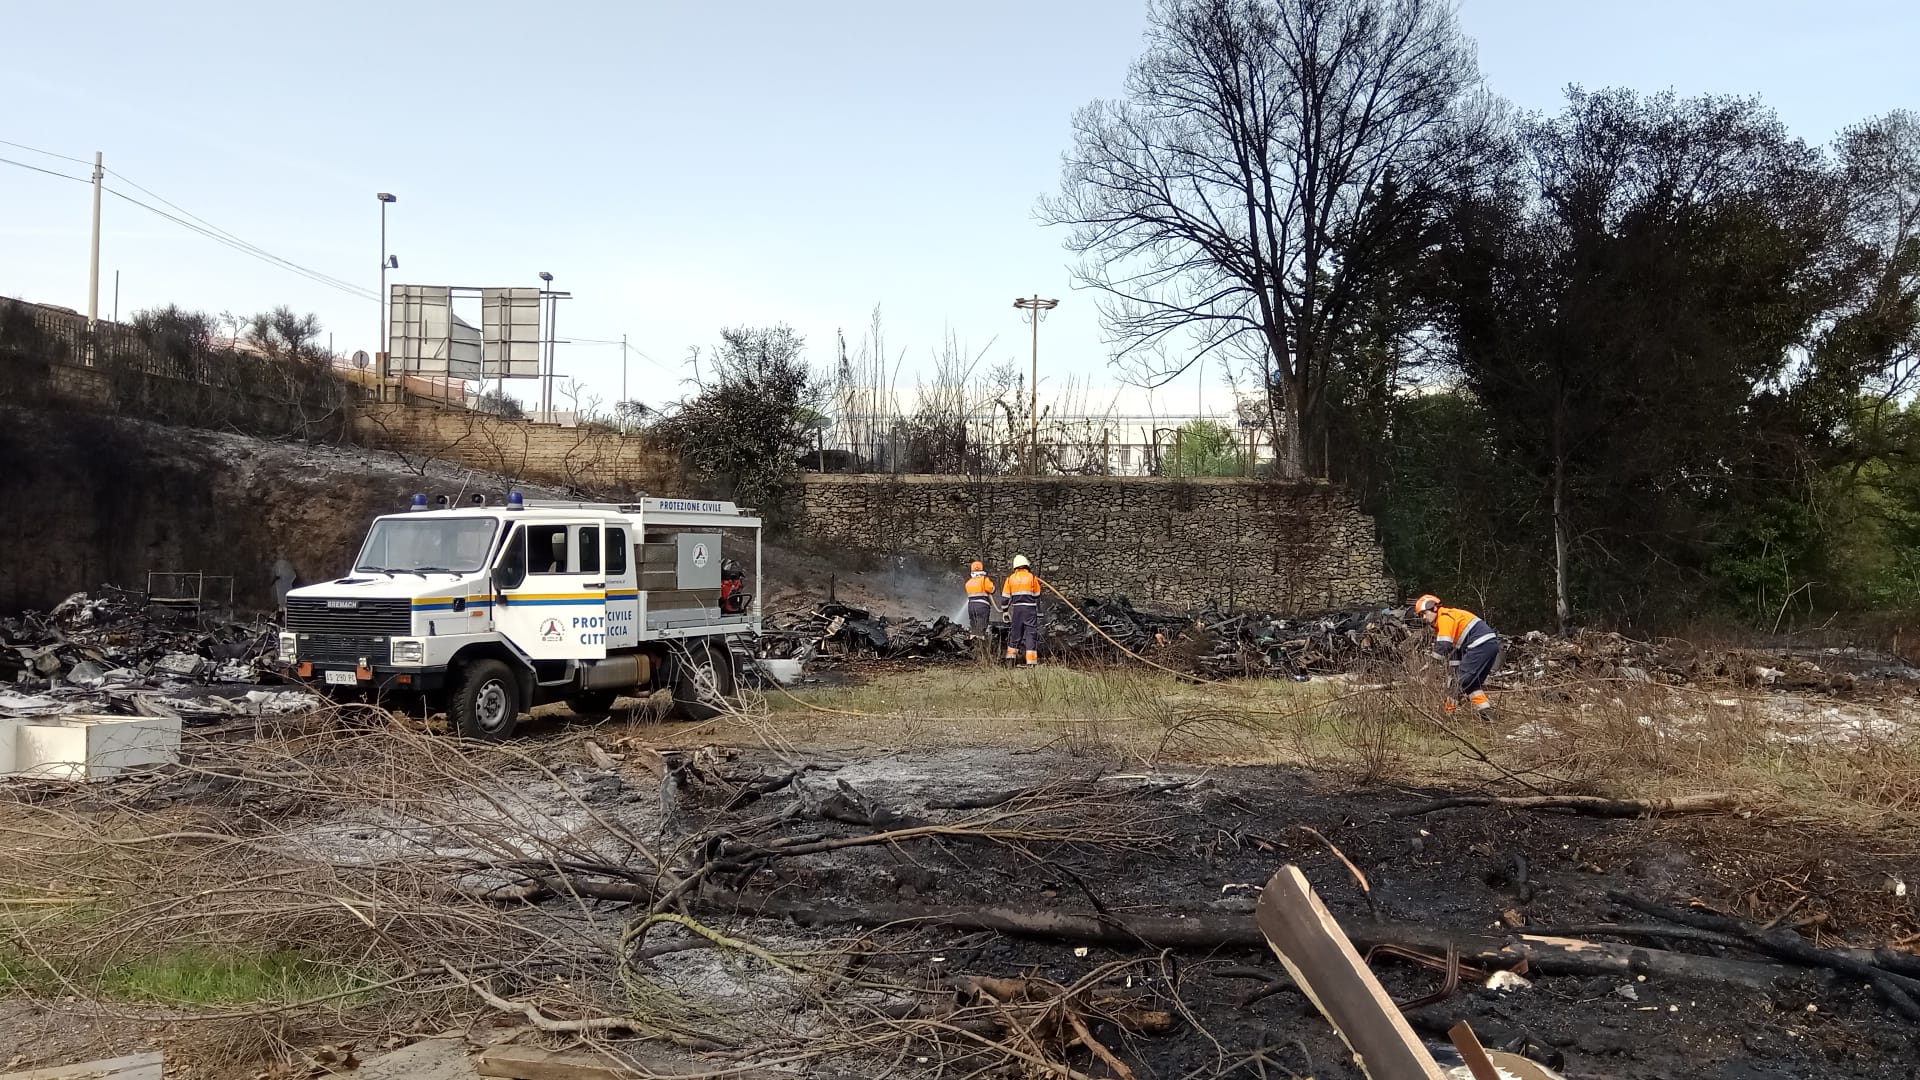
left=391, top=639, right=425, bottom=665
left=278, top=633, right=298, bottom=661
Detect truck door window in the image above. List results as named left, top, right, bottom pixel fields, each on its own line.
left=495, top=526, right=527, bottom=590
left=578, top=526, right=600, bottom=575
left=607, top=528, right=628, bottom=575
left=527, top=525, right=569, bottom=574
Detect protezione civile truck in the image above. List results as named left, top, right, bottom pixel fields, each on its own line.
left=279, top=493, right=760, bottom=738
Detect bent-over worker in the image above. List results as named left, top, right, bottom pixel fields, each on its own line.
left=1413, top=594, right=1500, bottom=716
left=1002, top=555, right=1042, bottom=666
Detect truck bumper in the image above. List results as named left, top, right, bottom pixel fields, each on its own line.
left=296, top=663, right=450, bottom=694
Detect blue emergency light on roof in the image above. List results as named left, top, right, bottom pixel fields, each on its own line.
left=507, top=492, right=525, bottom=511
left=409, top=493, right=428, bottom=512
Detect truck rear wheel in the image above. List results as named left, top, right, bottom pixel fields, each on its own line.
left=450, top=659, right=520, bottom=740
left=670, top=640, right=737, bottom=721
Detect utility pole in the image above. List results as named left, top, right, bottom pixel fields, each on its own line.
left=1012, top=294, right=1059, bottom=474
left=87, top=152, right=103, bottom=334
left=621, top=333, right=628, bottom=406
left=112, top=270, right=120, bottom=324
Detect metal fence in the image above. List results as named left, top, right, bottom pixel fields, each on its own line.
left=809, top=415, right=1281, bottom=477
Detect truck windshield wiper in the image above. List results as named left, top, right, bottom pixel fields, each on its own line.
left=357, top=567, right=397, bottom=577
left=411, top=566, right=459, bottom=575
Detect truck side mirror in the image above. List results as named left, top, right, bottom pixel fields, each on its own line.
left=495, top=527, right=527, bottom=591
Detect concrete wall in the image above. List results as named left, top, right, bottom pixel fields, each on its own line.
left=792, top=474, right=1394, bottom=613
left=354, top=403, right=688, bottom=498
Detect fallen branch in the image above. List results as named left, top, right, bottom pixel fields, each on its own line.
left=443, top=961, right=731, bottom=1050
left=1393, top=793, right=1740, bottom=819
left=1064, top=1006, right=1137, bottom=1080
left=724, top=767, right=815, bottom=811
left=1608, top=892, right=1920, bottom=1021
left=537, top=876, right=1795, bottom=990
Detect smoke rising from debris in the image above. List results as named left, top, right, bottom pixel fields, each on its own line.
left=840, top=554, right=972, bottom=623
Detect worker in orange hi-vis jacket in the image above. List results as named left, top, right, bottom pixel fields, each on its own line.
left=964, top=560, right=997, bottom=657
left=1413, top=594, right=1501, bottom=717
left=1001, top=555, right=1043, bottom=666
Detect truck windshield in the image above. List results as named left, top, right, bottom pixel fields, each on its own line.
left=355, top=518, right=499, bottom=574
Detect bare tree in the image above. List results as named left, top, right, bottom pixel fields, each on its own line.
left=1042, top=0, right=1490, bottom=475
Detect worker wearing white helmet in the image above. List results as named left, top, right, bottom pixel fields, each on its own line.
left=1001, top=555, right=1042, bottom=666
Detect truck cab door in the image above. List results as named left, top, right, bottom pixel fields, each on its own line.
left=492, top=520, right=608, bottom=660
left=602, top=519, right=639, bottom=650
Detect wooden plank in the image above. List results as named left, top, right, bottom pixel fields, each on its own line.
left=1254, top=866, right=1446, bottom=1080
left=476, top=1046, right=626, bottom=1080
left=1446, top=1021, right=1503, bottom=1080
left=0, top=1054, right=164, bottom=1080
left=1483, top=1052, right=1565, bottom=1080
left=476, top=1045, right=781, bottom=1080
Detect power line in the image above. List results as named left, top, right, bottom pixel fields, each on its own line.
left=104, top=167, right=368, bottom=297
left=104, top=168, right=375, bottom=299
left=104, top=186, right=377, bottom=301
left=0, top=155, right=89, bottom=184
left=0, top=137, right=92, bottom=167
left=4, top=145, right=378, bottom=303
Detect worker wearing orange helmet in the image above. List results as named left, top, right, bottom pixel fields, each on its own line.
left=1002, top=555, right=1042, bottom=666
left=1412, top=594, right=1501, bottom=717
left=964, top=560, right=997, bottom=654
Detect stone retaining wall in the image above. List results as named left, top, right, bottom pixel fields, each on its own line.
left=792, top=474, right=1393, bottom=612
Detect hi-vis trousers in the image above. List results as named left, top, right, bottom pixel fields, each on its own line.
left=1005, top=601, right=1040, bottom=665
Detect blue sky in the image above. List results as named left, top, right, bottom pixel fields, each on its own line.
left=2, top=1, right=1913, bottom=416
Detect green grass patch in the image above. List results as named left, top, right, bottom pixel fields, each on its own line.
left=780, top=663, right=1322, bottom=721
left=0, top=940, right=379, bottom=1007
left=98, top=948, right=375, bottom=1006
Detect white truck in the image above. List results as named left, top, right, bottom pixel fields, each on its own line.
left=279, top=492, right=761, bottom=738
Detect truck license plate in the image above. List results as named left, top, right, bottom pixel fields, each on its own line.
left=324, top=670, right=359, bottom=686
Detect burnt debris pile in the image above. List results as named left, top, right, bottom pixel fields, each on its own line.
left=0, top=590, right=315, bottom=721
left=764, top=588, right=1920, bottom=693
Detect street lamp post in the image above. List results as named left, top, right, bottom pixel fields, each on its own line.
left=538, top=271, right=555, bottom=419
left=377, top=193, right=396, bottom=396
left=1012, top=295, right=1059, bottom=474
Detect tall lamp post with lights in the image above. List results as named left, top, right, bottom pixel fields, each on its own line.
left=1012, top=295, right=1059, bottom=474
left=376, top=192, right=398, bottom=396
left=538, top=271, right=555, bottom=418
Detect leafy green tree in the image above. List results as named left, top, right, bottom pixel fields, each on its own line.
left=1435, top=88, right=1855, bottom=628
left=650, top=326, right=825, bottom=516
left=1167, top=419, right=1248, bottom=477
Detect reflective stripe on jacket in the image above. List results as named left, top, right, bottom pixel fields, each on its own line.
left=1003, top=568, right=1041, bottom=606
left=966, top=572, right=995, bottom=607
left=1432, top=606, right=1495, bottom=658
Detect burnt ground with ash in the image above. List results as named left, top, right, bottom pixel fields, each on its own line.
left=637, top=745, right=1920, bottom=1079
left=4, top=717, right=1917, bottom=1080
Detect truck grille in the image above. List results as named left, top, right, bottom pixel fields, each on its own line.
left=296, top=633, right=392, bottom=666
left=285, top=597, right=413, bottom=635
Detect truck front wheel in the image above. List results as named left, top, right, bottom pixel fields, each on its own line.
left=450, top=659, right=521, bottom=740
